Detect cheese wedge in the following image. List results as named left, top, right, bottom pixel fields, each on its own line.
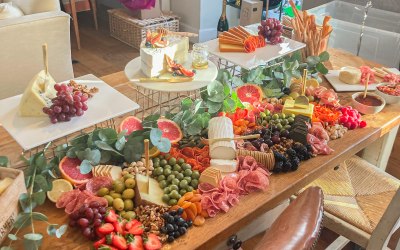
left=339, top=66, right=361, bottom=85
left=282, top=99, right=314, bottom=118
left=18, top=70, right=57, bottom=117
left=199, top=167, right=222, bottom=187
left=219, top=43, right=246, bottom=52
left=135, top=174, right=167, bottom=207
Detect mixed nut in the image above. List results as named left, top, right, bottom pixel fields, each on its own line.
left=122, top=158, right=154, bottom=176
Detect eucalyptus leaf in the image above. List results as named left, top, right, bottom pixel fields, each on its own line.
left=47, top=224, right=58, bottom=236
left=66, top=147, right=77, bottom=158
left=207, top=80, right=225, bottom=102
left=31, top=212, right=48, bottom=222
left=231, top=76, right=244, bottom=87
left=14, top=213, right=31, bottom=229
left=186, top=119, right=202, bottom=136
left=32, top=191, right=46, bottom=205
left=157, top=138, right=171, bottom=153
left=94, top=141, right=122, bottom=157
left=0, top=156, right=9, bottom=167
left=8, top=234, right=17, bottom=241
left=206, top=100, right=222, bottom=114
left=200, top=113, right=211, bottom=128
left=216, top=69, right=231, bottom=84
left=231, top=91, right=244, bottom=109
left=143, top=114, right=160, bottom=128
left=273, top=72, right=284, bottom=80
left=98, top=128, right=118, bottom=144
left=181, top=97, right=193, bottom=111
left=150, top=128, right=162, bottom=145
left=223, top=98, right=236, bottom=113
left=19, top=193, right=31, bottom=213
left=115, top=135, right=126, bottom=151
left=223, top=84, right=231, bottom=97
left=100, top=151, right=111, bottom=164
left=247, top=67, right=263, bottom=82
left=319, top=51, right=330, bottom=62
left=194, top=100, right=203, bottom=114
left=79, top=160, right=93, bottom=174
left=56, top=225, right=67, bottom=238
left=70, top=134, right=88, bottom=146
left=316, top=62, right=329, bottom=75
left=283, top=71, right=292, bottom=87
left=23, top=233, right=43, bottom=250
left=34, top=175, right=50, bottom=192
left=55, top=144, right=68, bottom=159
left=306, top=56, right=320, bottom=66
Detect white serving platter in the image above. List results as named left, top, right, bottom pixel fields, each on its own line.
left=0, top=74, right=139, bottom=151
left=325, top=68, right=400, bottom=92
left=125, top=55, right=218, bottom=92
left=203, top=25, right=306, bottom=70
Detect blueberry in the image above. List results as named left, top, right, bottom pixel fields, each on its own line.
left=227, top=235, right=237, bottom=246
left=183, top=222, right=189, bottom=228
left=169, top=211, right=176, bottom=216
left=178, top=227, right=187, bottom=235
left=173, top=231, right=181, bottom=238
left=174, top=215, right=181, bottom=223
left=166, top=224, right=174, bottom=232
left=162, top=213, right=170, bottom=220
left=160, top=226, right=167, bottom=234
left=187, top=220, right=193, bottom=227
left=167, top=236, right=175, bottom=242
left=167, top=215, right=174, bottom=224
left=177, top=218, right=186, bottom=226
left=177, top=208, right=184, bottom=215
left=173, top=224, right=179, bottom=231
left=233, top=240, right=242, bottom=250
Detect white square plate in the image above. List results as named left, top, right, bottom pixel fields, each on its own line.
left=0, top=74, right=139, bottom=151
left=325, top=68, right=400, bottom=92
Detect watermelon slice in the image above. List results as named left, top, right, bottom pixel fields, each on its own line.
left=236, top=84, right=263, bottom=104
left=119, top=116, right=143, bottom=135
left=157, top=119, right=183, bottom=144
left=59, top=157, right=92, bottom=186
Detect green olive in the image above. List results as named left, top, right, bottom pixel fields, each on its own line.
left=122, top=189, right=135, bottom=199
left=264, top=109, right=271, bottom=116
left=158, top=155, right=165, bottom=160
left=113, top=182, right=126, bottom=194
left=160, top=159, right=167, bottom=167
left=123, top=174, right=135, bottom=181
left=176, top=173, right=184, bottom=180
left=164, top=153, right=171, bottom=159
left=172, top=170, right=180, bottom=176
left=125, top=178, right=136, bottom=189
left=172, top=164, right=182, bottom=172
left=119, top=211, right=126, bottom=217
left=187, top=186, right=194, bottom=192
left=171, top=179, right=180, bottom=186
left=124, top=199, right=134, bottom=211
left=190, top=179, right=199, bottom=189
left=153, top=161, right=160, bottom=168
left=97, top=187, right=109, bottom=197
left=162, top=194, right=170, bottom=203
left=181, top=163, right=191, bottom=170
left=280, top=113, right=286, bottom=119
left=123, top=211, right=136, bottom=220
left=163, top=168, right=172, bottom=176
left=104, top=195, right=113, bottom=206
left=163, top=187, right=171, bottom=194
left=184, top=176, right=192, bottom=183
left=167, top=175, right=175, bottom=182
left=288, top=117, right=294, bottom=123
left=157, top=175, right=166, bottom=182
left=169, top=190, right=180, bottom=199
left=154, top=167, right=163, bottom=176
left=168, top=157, right=177, bottom=165
left=110, top=193, right=122, bottom=199
left=177, top=158, right=185, bottom=164
left=168, top=199, right=177, bottom=206
left=164, top=165, right=172, bottom=170
left=113, top=198, right=124, bottom=211
left=170, top=185, right=179, bottom=191
left=159, top=180, right=168, bottom=189
left=191, top=171, right=200, bottom=180
left=179, top=180, right=188, bottom=189
left=179, top=189, right=187, bottom=196
left=272, top=114, right=279, bottom=120
left=184, top=169, right=192, bottom=177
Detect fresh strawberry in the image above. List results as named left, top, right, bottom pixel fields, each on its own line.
left=98, top=223, right=115, bottom=235
left=105, top=210, right=118, bottom=223
left=128, top=221, right=144, bottom=235
left=125, top=220, right=140, bottom=231
left=127, top=235, right=144, bottom=250
left=112, top=234, right=128, bottom=250
left=97, top=244, right=118, bottom=250
left=143, top=234, right=161, bottom=250
left=94, top=237, right=106, bottom=249
left=113, top=219, right=126, bottom=234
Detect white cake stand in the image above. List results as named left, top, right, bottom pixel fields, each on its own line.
left=124, top=55, right=218, bottom=118
left=124, top=56, right=218, bottom=92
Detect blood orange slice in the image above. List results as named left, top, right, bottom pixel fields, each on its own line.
left=157, top=119, right=183, bottom=144
left=236, top=84, right=263, bottom=104
left=59, top=157, right=93, bottom=186
left=119, top=116, right=143, bottom=135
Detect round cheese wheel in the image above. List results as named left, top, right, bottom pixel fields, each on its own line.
left=339, top=66, right=362, bottom=85
left=208, top=117, right=236, bottom=160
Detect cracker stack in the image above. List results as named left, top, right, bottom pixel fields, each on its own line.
left=92, top=165, right=122, bottom=180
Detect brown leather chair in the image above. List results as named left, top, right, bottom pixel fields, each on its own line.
left=254, top=186, right=324, bottom=250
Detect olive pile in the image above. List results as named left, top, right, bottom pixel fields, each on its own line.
left=178, top=128, right=208, bottom=149
left=258, top=110, right=295, bottom=132
left=152, top=155, right=200, bottom=206
left=97, top=175, right=137, bottom=220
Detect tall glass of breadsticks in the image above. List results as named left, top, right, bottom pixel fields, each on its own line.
left=284, top=0, right=333, bottom=58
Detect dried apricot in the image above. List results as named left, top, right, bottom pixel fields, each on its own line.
left=183, top=192, right=194, bottom=200
left=193, top=215, right=205, bottom=226
left=182, top=211, right=187, bottom=220
left=170, top=205, right=180, bottom=211
left=195, top=202, right=202, bottom=214
left=178, top=196, right=186, bottom=206
left=189, top=203, right=197, bottom=217
left=186, top=208, right=196, bottom=221
left=181, top=201, right=191, bottom=209
left=200, top=210, right=209, bottom=218
left=189, top=194, right=201, bottom=203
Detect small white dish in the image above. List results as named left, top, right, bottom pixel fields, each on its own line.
left=375, top=82, right=400, bottom=105
left=351, top=92, right=386, bottom=114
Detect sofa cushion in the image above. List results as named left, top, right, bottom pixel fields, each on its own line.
left=0, top=3, right=23, bottom=20
left=10, top=0, right=60, bottom=15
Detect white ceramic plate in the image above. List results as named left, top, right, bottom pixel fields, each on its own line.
left=124, top=56, right=218, bottom=92
left=203, top=24, right=306, bottom=70
left=0, top=74, right=139, bottom=151
left=325, top=68, right=400, bottom=92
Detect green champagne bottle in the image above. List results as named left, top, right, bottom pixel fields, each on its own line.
left=217, top=0, right=229, bottom=35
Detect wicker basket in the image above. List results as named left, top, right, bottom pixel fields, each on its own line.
left=237, top=149, right=275, bottom=171
left=108, top=9, right=180, bottom=50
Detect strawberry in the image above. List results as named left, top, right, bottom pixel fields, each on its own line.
left=98, top=244, right=118, bottom=250
left=127, top=235, right=144, bottom=250
left=125, top=220, right=140, bottom=231
left=128, top=221, right=144, bottom=235
left=113, top=219, right=126, bottom=234
left=94, top=237, right=106, bottom=249
left=143, top=234, right=162, bottom=250
left=105, top=210, right=118, bottom=223
left=98, top=223, right=115, bottom=235
left=112, top=234, right=128, bottom=250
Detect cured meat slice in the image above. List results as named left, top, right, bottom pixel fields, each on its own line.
left=307, top=133, right=334, bottom=155
left=56, top=188, right=80, bottom=208
left=85, top=176, right=113, bottom=194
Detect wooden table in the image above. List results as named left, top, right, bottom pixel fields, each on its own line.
left=2, top=48, right=400, bottom=250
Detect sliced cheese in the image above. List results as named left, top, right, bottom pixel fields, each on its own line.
left=282, top=99, right=314, bottom=118
left=18, top=70, right=57, bottom=117
left=339, top=66, right=361, bottom=85
left=219, top=43, right=246, bottom=52
left=210, top=159, right=237, bottom=173
left=208, top=117, right=236, bottom=160
left=135, top=174, right=167, bottom=207
left=199, top=167, right=222, bottom=187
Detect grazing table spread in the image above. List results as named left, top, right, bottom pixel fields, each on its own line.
left=1, top=48, right=400, bottom=250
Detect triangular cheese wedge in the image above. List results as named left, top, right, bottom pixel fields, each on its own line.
left=19, top=70, right=57, bottom=117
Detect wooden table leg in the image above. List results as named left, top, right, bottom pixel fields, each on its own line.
left=90, top=0, right=98, bottom=30
left=70, top=0, right=81, bottom=50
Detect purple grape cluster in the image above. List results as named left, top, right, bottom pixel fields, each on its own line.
left=69, top=201, right=107, bottom=240
left=258, top=18, right=284, bottom=44
left=43, top=83, right=89, bottom=124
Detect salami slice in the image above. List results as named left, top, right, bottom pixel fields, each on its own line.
left=56, top=189, right=80, bottom=208
left=85, top=176, right=113, bottom=194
